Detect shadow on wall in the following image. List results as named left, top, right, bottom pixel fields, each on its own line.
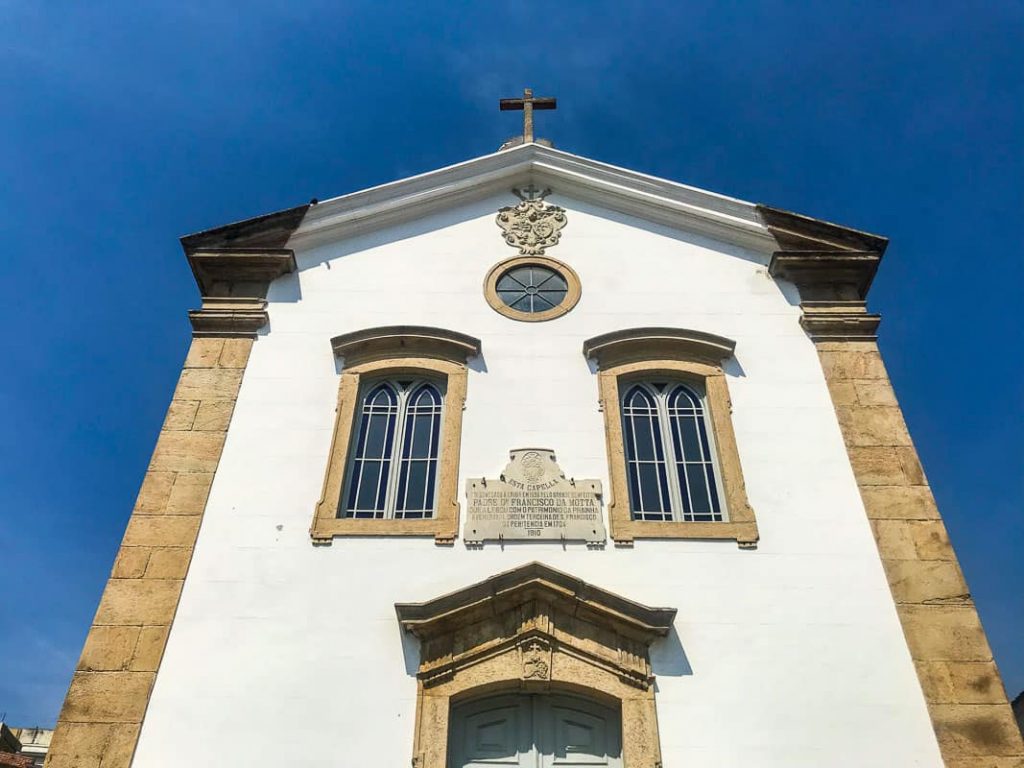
left=722, top=356, right=746, bottom=379
left=650, top=626, right=693, bottom=680
left=266, top=270, right=302, bottom=303
left=401, top=624, right=420, bottom=677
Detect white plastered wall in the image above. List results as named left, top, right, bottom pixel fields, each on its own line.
left=133, top=194, right=944, bottom=767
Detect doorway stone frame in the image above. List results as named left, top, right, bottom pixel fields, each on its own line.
left=395, top=562, right=676, bottom=768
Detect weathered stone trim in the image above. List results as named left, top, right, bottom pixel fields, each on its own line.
left=395, top=561, right=677, bottom=638
left=188, top=298, right=269, bottom=337
left=816, top=339, right=1024, bottom=765
left=185, top=249, right=296, bottom=297
left=583, top=327, right=736, bottom=369
left=179, top=204, right=310, bottom=253
left=591, top=355, right=758, bottom=548
left=330, top=325, right=481, bottom=368
left=183, top=249, right=297, bottom=338
left=397, top=563, right=673, bottom=767
left=44, top=338, right=252, bottom=768
left=798, top=300, right=881, bottom=341
left=310, top=353, right=470, bottom=545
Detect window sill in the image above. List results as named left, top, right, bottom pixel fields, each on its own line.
left=610, top=519, right=758, bottom=549
left=310, top=516, right=458, bottom=545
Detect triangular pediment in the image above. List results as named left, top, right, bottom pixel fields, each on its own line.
left=289, top=143, right=776, bottom=253
left=179, top=143, right=889, bottom=322
left=395, top=562, right=676, bottom=691
left=395, top=561, right=675, bottom=640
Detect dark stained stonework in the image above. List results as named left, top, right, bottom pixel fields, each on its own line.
left=758, top=204, right=887, bottom=341
left=180, top=203, right=310, bottom=254
left=756, top=204, right=888, bottom=255
left=180, top=204, right=310, bottom=338
left=186, top=249, right=296, bottom=298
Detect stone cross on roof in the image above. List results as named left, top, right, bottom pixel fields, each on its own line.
left=500, top=87, right=556, bottom=144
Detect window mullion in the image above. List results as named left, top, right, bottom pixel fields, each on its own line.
left=658, top=392, right=685, bottom=522
left=384, top=384, right=411, bottom=519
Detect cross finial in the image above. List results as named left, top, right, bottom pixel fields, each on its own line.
left=500, top=87, right=556, bottom=144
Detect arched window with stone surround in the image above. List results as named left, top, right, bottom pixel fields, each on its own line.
left=344, top=379, right=444, bottom=519
left=583, top=327, right=759, bottom=547
left=310, top=326, right=480, bottom=544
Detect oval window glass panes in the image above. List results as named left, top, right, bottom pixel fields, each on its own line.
left=496, top=264, right=569, bottom=314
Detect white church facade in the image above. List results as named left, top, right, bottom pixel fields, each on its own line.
left=45, top=130, right=1023, bottom=766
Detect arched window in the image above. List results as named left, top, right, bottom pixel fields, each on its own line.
left=311, top=326, right=478, bottom=544
left=344, top=379, right=444, bottom=519
left=621, top=380, right=725, bottom=522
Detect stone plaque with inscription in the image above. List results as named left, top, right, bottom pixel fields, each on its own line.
left=465, top=449, right=605, bottom=545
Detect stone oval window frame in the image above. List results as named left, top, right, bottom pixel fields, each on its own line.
left=484, top=255, right=581, bottom=322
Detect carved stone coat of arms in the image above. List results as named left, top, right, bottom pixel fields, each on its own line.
left=496, top=199, right=567, bottom=256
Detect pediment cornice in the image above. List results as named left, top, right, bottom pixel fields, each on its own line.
left=177, top=146, right=892, bottom=326
left=289, top=144, right=777, bottom=253
left=395, top=561, right=676, bottom=642
left=396, top=563, right=676, bottom=692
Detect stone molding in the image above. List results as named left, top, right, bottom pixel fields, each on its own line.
left=815, top=339, right=1024, bottom=765
left=396, top=562, right=674, bottom=768
left=582, top=332, right=758, bottom=547
left=396, top=562, right=677, bottom=641
left=330, top=325, right=481, bottom=368
left=798, top=300, right=882, bottom=341
left=44, top=338, right=252, bottom=768
left=310, top=345, right=472, bottom=544
left=184, top=249, right=296, bottom=339
left=483, top=255, right=582, bottom=323
left=181, top=205, right=307, bottom=339
left=188, top=297, right=270, bottom=338
left=185, top=249, right=296, bottom=296
left=582, top=327, right=736, bottom=369
left=759, top=204, right=888, bottom=342
left=768, top=251, right=881, bottom=300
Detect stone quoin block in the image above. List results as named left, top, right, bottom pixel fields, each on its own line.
left=94, top=579, right=184, bottom=626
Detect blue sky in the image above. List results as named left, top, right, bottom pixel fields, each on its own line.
left=1, top=1, right=1021, bottom=726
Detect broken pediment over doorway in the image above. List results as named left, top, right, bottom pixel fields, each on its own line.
left=395, top=562, right=677, bottom=767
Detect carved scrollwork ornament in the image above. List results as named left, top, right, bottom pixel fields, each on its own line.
left=496, top=199, right=567, bottom=256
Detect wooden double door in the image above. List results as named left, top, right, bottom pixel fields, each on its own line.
left=448, top=692, right=623, bottom=767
